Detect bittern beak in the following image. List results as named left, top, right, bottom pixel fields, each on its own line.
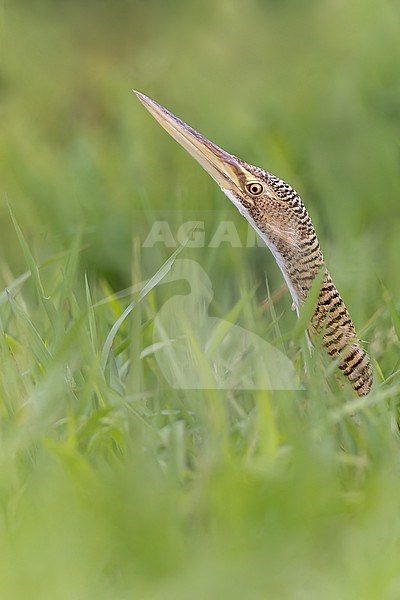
left=133, top=91, right=248, bottom=195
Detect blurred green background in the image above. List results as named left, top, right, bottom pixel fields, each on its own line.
left=1, top=0, right=400, bottom=598
left=1, top=0, right=399, bottom=294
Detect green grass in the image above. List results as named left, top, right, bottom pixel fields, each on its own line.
left=1, top=0, right=400, bottom=598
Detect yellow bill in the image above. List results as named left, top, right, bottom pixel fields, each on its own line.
left=133, top=90, right=250, bottom=195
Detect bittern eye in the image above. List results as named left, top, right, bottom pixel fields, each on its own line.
left=245, top=182, right=264, bottom=196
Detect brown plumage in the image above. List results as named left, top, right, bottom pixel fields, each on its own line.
left=247, top=171, right=372, bottom=396
left=134, top=91, right=373, bottom=396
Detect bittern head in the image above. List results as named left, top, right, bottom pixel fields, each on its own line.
left=134, top=91, right=325, bottom=311
left=133, top=91, right=297, bottom=222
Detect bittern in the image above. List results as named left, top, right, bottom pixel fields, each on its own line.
left=134, top=91, right=373, bottom=397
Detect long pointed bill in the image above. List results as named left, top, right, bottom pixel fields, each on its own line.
left=133, top=91, right=248, bottom=195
